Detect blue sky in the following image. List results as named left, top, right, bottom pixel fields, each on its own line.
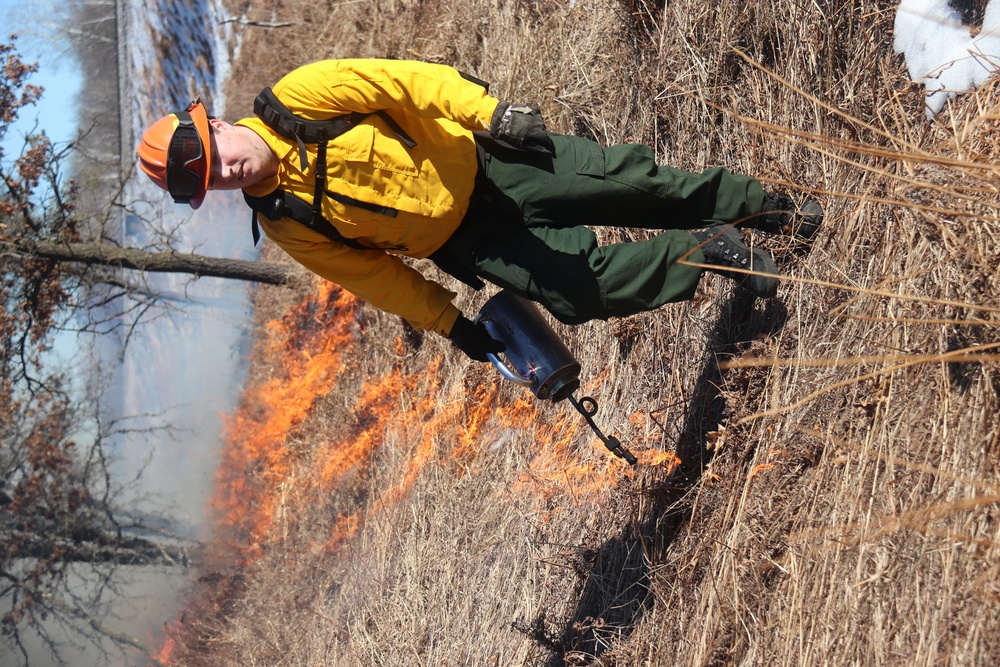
left=2, top=3, right=85, bottom=374
left=1, top=1, right=83, bottom=149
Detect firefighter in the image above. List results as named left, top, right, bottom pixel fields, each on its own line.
left=136, top=59, right=822, bottom=361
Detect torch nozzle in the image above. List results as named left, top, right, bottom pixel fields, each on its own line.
left=567, top=393, right=638, bottom=466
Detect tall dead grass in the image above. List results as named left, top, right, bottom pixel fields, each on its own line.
left=166, top=0, right=1000, bottom=664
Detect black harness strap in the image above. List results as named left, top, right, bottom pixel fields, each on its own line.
left=253, top=88, right=368, bottom=170
left=323, top=189, right=398, bottom=218
left=249, top=87, right=415, bottom=249
left=376, top=112, right=417, bottom=149
left=312, top=130, right=329, bottom=228
left=245, top=190, right=376, bottom=251
left=246, top=74, right=489, bottom=291
left=253, top=88, right=415, bottom=164
left=246, top=189, right=406, bottom=250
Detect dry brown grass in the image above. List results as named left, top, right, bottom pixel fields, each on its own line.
left=164, top=0, right=1000, bottom=665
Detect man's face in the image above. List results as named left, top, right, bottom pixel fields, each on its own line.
left=207, top=119, right=277, bottom=190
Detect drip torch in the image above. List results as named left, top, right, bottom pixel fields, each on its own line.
left=475, top=291, right=637, bottom=465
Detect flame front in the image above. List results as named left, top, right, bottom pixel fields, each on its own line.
left=211, top=282, right=361, bottom=559
left=165, top=281, right=684, bottom=662
left=209, top=282, right=683, bottom=556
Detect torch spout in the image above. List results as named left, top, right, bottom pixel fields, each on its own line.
left=567, top=393, right=638, bottom=465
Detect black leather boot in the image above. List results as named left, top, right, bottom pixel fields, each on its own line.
left=691, top=226, right=779, bottom=299
left=750, top=194, right=824, bottom=240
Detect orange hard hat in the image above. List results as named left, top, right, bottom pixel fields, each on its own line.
left=136, top=99, right=213, bottom=209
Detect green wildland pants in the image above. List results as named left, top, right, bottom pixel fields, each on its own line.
left=441, top=133, right=767, bottom=325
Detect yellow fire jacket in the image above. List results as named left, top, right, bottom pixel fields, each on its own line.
left=237, top=59, right=501, bottom=336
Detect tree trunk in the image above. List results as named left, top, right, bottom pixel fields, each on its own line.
left=15, top=239, right=303, bottom=286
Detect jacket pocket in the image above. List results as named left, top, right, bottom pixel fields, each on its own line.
left=573, top=139, right=606, bottom=178
left=344, top=124, right=374, bottom=163
left=371, top=118, right=420, bottom=177
left=344, top=120, right=420, bottom=177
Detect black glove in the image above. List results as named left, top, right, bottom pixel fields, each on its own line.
left=489, top=101, right=556, bottom=155
left=448, top=316, right=506, bottom=362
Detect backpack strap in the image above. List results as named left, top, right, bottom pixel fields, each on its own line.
left=254, top=88, right=369, bottom=171
left=254, top=87, right=415, bottom=168
left=251, top=87, right=414, bottom=244
left=245, top=190, right=377, bottom=251
left=245, top=189, right=484, bottom=290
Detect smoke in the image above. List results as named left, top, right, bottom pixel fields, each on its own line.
left=106, top=190, right=255, bottom=536
left=57, top=190, right=256, bottom=666
left=0, top=567, right=190, bottom=667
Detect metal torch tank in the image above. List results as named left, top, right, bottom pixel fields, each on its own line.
left=476, top=290, right=581, bottom=402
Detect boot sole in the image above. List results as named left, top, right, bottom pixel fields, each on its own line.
left=746, top=248, right=779, bottom=299
left=791, top=200, right=824, bottom=240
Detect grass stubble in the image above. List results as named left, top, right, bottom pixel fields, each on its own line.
left=165, top=0, right=1000, bottom=665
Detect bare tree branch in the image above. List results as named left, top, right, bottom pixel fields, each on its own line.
left=11, top=239, right=304, bottom=286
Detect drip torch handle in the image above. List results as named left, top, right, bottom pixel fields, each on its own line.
left=567, top=393, right=638, bottom=466
left=484, top=352, right=536, bottom=388
left=475, top=312, right=537, bottom=389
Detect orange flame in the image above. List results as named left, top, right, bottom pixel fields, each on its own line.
left=176, top=281, right=689, bottom=663
left=154, top=635, right=175, bottom=664
left=209, top=284, right=685, bottom=553
left=210, top=282, right=361, bottom=559
left=151, top=617, right=183, bottom=666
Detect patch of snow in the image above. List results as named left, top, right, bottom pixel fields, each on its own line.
left=894, top=0, right=1000, bottom=117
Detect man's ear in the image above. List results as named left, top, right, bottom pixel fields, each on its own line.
left=208, top=118, right=229, bottom=132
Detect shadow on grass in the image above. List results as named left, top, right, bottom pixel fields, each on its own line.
left=527, top=287, right=788, bottom=666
